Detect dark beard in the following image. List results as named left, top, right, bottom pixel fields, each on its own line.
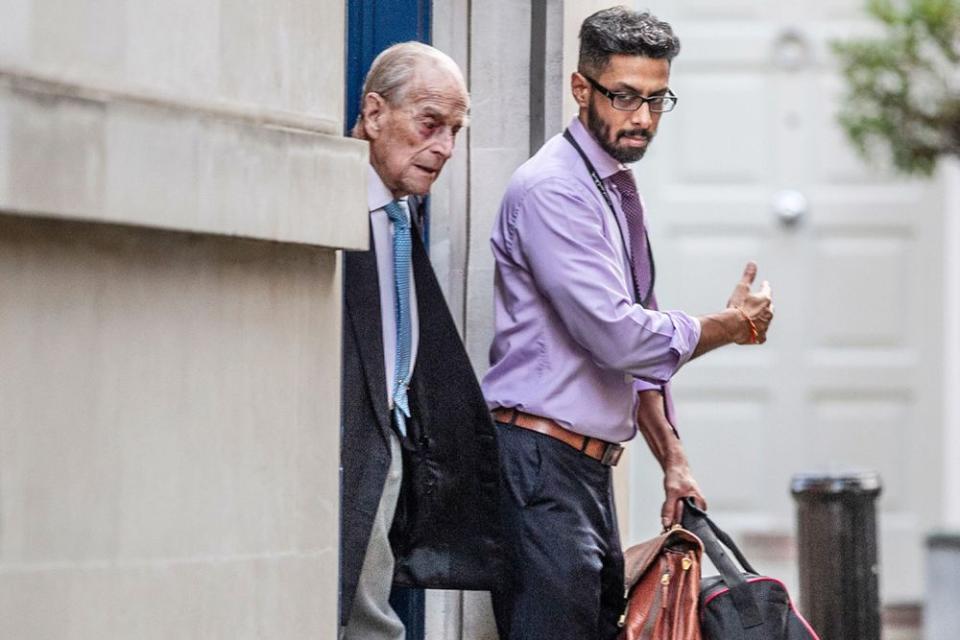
left=586, top=98, right=652, bottom=164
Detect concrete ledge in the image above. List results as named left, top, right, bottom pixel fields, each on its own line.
left=0, top=73, right=369, bottom=250
left=0, top=65, right=342, bottom=136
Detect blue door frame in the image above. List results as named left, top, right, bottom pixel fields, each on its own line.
left=346, top=0, right=432, bottom=133
left=345, top=2, right=432, bottom=639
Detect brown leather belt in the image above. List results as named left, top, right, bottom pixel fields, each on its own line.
left=492, top=408, right=624, bottom=467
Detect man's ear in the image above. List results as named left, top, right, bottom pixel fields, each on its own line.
left=571, top=72, right=590, bottom=109
left=360, top=92, right=388, bottom=140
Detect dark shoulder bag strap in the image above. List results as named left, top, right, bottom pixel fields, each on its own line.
left=684, top=498, right=758, bottom=574
left=682, top=497, right=763, bottom=629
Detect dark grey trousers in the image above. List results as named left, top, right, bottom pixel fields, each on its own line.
left=492, top=422, right=626, bottom=640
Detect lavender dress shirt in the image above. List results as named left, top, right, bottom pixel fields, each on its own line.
left=481, top=117, right=701, bottom=443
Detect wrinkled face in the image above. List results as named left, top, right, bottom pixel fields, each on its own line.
left=362, top=64, right=469, bottom=197
left=573, top=54, right=671, bottom=164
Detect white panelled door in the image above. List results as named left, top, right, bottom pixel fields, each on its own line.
left=628, top=0, right=944, bottom=602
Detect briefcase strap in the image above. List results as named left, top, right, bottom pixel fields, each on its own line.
left=682, top=498, right=763, bottom=629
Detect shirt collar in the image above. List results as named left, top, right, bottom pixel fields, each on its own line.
left=367, top=164, right=395, bottom=213
left=567, top=116, right=628, bottom=180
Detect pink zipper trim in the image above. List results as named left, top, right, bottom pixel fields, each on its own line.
left=789, top=601, right=821, bottom=640
left=700, top=576, right=821, bottom=640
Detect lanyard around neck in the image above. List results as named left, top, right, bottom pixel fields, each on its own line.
left=562, top=128, right=656, bottom=307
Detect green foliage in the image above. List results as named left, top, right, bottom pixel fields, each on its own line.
left=833, top=0, right=960, bottom=175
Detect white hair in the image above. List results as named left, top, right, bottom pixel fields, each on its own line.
left=352, top=42, right=464, bottom=137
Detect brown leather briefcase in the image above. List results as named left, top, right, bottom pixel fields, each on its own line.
left=618, top=525, right=704, bottom=640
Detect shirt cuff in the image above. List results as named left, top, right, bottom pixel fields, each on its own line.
left=631, top=311, right=700, bottom=387
left=633, top=378, right=663, bottom=394
left=667, top=311, right=701, bottom=367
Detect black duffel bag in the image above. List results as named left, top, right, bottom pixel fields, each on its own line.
left=681, top=498, right=820, bottom=640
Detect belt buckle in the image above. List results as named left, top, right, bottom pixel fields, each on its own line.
left=601, top=443, right=623, bottom=466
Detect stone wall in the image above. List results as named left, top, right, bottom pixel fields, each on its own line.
left=0, top=2, right=367, bottom=637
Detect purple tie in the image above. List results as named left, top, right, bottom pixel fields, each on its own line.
left=609, top=170, right=679, bottom=433
left=609, top=170, right=651, bottom=300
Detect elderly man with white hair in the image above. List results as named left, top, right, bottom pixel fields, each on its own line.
left=340, top=42, right=502, bottom=640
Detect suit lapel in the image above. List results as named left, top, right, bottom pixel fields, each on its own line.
left=410, top=216, right=442, bottom=355
left=344, top=227, right=392, bottom=437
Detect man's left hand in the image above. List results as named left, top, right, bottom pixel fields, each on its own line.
left=661, top=462, right=707, bottom=530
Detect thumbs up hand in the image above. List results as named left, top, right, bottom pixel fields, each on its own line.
left=726, top=261, right=774, bottom=345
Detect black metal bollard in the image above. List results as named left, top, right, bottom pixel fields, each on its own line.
left=790, top=471, right=882, bottom=640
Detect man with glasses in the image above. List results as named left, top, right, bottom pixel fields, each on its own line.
left=483, top=7, right=774, bottom=639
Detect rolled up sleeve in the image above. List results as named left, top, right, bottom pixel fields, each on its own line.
left=511, top=178, right=699, bottom=385
left=634, top=314, right=701, bottom=392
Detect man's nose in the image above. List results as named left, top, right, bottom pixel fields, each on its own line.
left=630, top=102, right=653, bottom=128
left=432, top=129, right=456, bottom=159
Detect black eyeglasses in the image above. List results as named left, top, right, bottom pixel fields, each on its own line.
left=583, top=75, right=679, bottom=113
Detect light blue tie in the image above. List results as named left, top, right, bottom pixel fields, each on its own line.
left=384, top=199, right=412, bottom=436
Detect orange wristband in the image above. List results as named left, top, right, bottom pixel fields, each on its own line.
left=736, top=307, right=759, bottom=344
